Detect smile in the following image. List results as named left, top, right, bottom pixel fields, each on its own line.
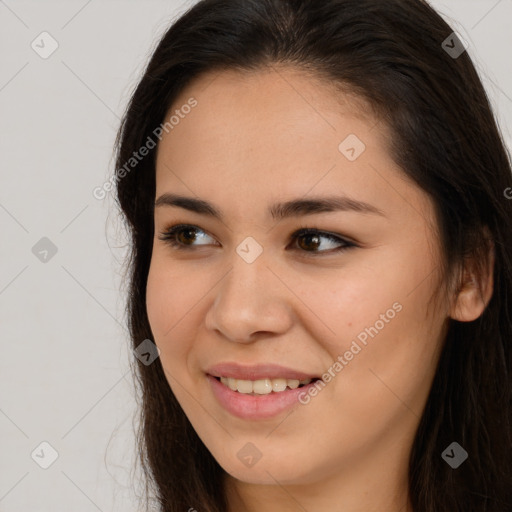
left=207, top=374, right=322, bottom=420
left=218, top=376, right=314, bottom=395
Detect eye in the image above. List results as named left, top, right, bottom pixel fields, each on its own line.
left=158, top=224, right=356, bottom=255
left=290, top=227, right=355, bottom=255
left=158, top=224, right=217, bottom=249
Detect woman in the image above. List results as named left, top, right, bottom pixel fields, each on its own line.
left=114, top=0, right=512, bottom=510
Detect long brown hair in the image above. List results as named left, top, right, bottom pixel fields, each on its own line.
left=114, top=1, right=512, bottom=510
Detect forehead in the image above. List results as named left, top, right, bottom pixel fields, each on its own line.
left=153, top=66, right=428, bottom=227
left=163, top=65, right=379, bottom=146
left=157, top=68, right=386, bottom=186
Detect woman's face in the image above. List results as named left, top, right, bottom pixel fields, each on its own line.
left=146, top=66, right=451, bottom=492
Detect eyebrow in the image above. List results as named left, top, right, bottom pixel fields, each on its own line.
left=154, top=193, right=385, bottom=221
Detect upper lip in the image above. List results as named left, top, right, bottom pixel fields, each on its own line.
left=206, top=362, right=320, bottom=381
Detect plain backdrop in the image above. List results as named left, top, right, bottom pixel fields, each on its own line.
left=0, top=1, right=511, bottom=510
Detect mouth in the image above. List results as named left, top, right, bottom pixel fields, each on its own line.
left=207, top=373, right=323, bottom=420
left=205, top=362, right=323, bottom=419
left=212, top=375, right=322, bottom=395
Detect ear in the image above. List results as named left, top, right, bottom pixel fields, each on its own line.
left=449, top=229, right=495, bottom=322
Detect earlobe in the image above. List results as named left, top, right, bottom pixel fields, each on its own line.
left=449, top=236, right=495, bottom=322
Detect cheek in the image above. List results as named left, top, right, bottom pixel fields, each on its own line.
left=146, top=254, right=198, bottom=337
left=145, top=262, right=170, bottom=339
left=145, top=254, right=214, bottom=384
left=307, top=244, right=443, bottom=370
left=145, top=258, right=194, bottom=403
left=289, top=264, right=404, bottom=354
left=146, top=256, right=192, bottom=363
left=323, top=267, right=444, bottom=421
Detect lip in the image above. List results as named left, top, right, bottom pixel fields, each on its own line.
left=206, top=362, right=320, bottom=381
left=207, top=374, right=320, bottom=420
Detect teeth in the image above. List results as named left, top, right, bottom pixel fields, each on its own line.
left=272, top=378, right=288, bottom=392
left=219, top=376, right=313, bottom=395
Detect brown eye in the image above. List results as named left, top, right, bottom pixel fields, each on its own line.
left=297, top=233, right=322, bottom=251
left=176, top=227, right=199, bottom=245
left=159, top=224, right=216, bottom=249
left=292, top=228, right=354, bottom=254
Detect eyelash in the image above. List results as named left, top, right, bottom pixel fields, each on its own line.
left=157, top=223, right=356, bottom=256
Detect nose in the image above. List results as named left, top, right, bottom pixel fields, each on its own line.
left=204, top=251, right=294, bottom=344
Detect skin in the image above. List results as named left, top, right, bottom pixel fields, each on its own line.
left=146, top=65, right=494, bottom=512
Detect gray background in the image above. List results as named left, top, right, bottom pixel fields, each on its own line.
left=0, top=1, right=511, bottom=510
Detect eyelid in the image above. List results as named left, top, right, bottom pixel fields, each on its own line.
left=158, top=223, right=218, bottom=246
left=292, top=226, right=357, bottom=246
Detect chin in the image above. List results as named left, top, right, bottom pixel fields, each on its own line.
left=215, top=451, right=319, bottom=486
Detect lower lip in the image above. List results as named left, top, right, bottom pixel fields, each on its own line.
left=207, top=374, right=319, bottom=420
